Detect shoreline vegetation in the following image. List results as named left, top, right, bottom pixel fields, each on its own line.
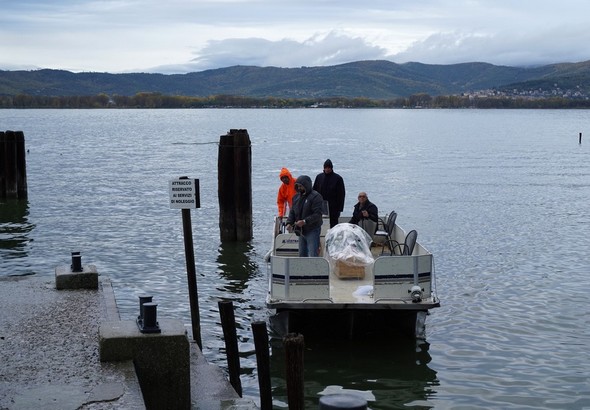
left=2, top=93, right=590, bottom=109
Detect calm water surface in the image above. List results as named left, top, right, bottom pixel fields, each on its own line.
left=1, top=108, right=589, bottom=409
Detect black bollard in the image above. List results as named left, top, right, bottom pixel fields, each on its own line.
left=138, top=295, right=153, bottom=323
left=580, top=132, right=582, bottom=144
left=319, top=394, right=368, bottom=410
left=139, top=302, right=161, bottom=334
left=71, top=252, right=82, bottom=272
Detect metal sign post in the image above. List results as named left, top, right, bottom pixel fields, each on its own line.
left=169, top=176, right=202, bottom=348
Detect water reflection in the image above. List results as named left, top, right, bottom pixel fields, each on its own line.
left=268, top=336, right=437, bottom=409
left=0, top=199, right=35, bottom=275
left=216, top=241, right=258, bottom=293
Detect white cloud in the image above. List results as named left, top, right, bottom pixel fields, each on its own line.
left=151, top=32, right=388, bottom=73
left=1, top=0, right=590, bottom=73
left=394, top=24, right=590, bottom=66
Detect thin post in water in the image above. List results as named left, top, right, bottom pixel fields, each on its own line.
left=284, top=333, right=305, bottom=410
left=252, top=320, right=272, bottom=410
left=218, top=300, right=242, bottom=397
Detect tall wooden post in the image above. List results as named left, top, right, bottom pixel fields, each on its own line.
left=0, top=130, right=28, bottom=199
left=284, top=333, right=305, bottom=410
left=218, top=301, right=242, bottom=397
left=218, top=129, right=252, bottom=241
left=252, top=321, right=272, bottom=410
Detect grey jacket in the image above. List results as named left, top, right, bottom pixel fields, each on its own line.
left=287, top=175, right=324, bottom=234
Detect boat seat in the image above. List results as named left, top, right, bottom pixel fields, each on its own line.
left=358, top=218, right=378, bottom=237
left=274, top=233, right=300, bottom=257
left=373, top=211, right=397, bottom=253
left=387, top=229, right=417, bottom=256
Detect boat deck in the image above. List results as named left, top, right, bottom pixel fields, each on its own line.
left=329, top=266, right=374, bottom=304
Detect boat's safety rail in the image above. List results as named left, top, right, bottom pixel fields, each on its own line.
left=373, top=254, right=433, bottom=303
left=269, top=256, right=332, bottom=302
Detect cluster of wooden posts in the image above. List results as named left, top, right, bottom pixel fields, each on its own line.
left=218, top=300, right=306, bottom=410
left=0, top=130, right=28, bottom=199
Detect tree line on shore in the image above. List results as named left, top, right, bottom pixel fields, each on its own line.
left=1, top=92, right=589, bottom=109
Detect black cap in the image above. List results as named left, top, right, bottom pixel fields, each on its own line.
left=324, top=159, right=333, bottom=169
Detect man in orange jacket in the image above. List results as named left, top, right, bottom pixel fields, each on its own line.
left=277, top=167, right=297, bottom=218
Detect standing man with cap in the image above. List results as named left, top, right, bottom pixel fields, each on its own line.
left=313, top=159, right=346, bottom=228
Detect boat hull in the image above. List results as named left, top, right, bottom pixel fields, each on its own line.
left=269, top=309, right=432, bottom=339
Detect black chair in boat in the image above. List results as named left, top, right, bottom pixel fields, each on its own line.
left=358, top=218, right=378, bottom=236
left=373, top=211, right=397, bottom=253
left=387, top=229, right=417, bottom=256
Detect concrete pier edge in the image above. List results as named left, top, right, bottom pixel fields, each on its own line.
left=0, top=273, right=258, bottom=409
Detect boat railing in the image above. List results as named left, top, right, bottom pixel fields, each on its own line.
left=269, top=256, right=332, bottom=302
left=373, top=254, right=433, bottom=302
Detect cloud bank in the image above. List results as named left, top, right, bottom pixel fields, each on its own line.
left=1, top=0, right=590, bottom=73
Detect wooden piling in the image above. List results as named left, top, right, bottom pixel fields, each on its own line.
left=252, top=321, right=272, bottom=410
left=218, top=300, right=242, bottom=397
left=284, top=333, right=305, bottom=410
left=1, top=130, right=28, bottom=199
left=218, top=129, right=252, bottom=241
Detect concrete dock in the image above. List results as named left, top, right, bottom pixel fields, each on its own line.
left=0, top=273, right=258, bottom=409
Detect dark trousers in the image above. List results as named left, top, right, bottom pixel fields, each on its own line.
left=329, top=211, right=340, bottom=228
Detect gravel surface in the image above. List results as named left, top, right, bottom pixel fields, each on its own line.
left=0, top=274, right=258, bottom=410
left=0, top=274, right=143, bottom=409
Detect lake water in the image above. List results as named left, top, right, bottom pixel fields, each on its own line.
left=1, top=108, right=589, bottom=409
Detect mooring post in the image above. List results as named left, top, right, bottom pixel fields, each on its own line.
left=580, top=132, right=582, bottom=144
left=218, top=129, right=252, bottom=241
left=284, top=333, right=305, bottom=410
left=252, top=321, right=272, bottom=410
left=218, top=300, right=243, bottom=397
left=0, top=130, right=28, bottom=199
left=181, top=205, right=202, bottom=349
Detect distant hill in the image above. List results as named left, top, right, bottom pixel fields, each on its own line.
left=1, top=60, right=590, bottom=99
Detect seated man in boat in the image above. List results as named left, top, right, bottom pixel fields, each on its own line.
left=349, top=191, right=379, bottom=225
left=285, top=175, right=324, bottom=257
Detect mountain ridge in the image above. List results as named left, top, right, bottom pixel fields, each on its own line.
left=1, top=60, right=590, bottom=99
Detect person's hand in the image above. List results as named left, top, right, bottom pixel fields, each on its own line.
left=286, top=224, right=293, bottom=233
left=295, top=220, right=305, bottom=227
left=361, top=210, right=368, bottom=218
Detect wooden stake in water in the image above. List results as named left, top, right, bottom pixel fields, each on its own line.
left=0, top=130, right=28, bottom=199
left=218, top=129, right=253, bottom=241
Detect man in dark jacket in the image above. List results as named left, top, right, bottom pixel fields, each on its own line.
left=313, top=159, right=345, bottom=228
left=349, top=191, right=379, bottom=225
left=286, top=175, right=324, bottom=257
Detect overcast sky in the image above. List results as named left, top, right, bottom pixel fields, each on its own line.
left=2, top=0, right=589, bottom=74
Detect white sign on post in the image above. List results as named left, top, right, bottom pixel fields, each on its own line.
left=169, top=178, right=200, bottom=209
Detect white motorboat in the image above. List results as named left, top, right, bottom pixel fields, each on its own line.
left=265, top=213, right=440, bottom=338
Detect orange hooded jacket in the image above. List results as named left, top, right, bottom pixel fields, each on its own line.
left=277, top=167, right=297, bottom=217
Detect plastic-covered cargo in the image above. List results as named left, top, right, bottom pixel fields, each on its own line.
left=325, top=223, right=374, bottom=267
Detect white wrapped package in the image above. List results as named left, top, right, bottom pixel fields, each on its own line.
left=325, top=223, right=374, bottom=267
